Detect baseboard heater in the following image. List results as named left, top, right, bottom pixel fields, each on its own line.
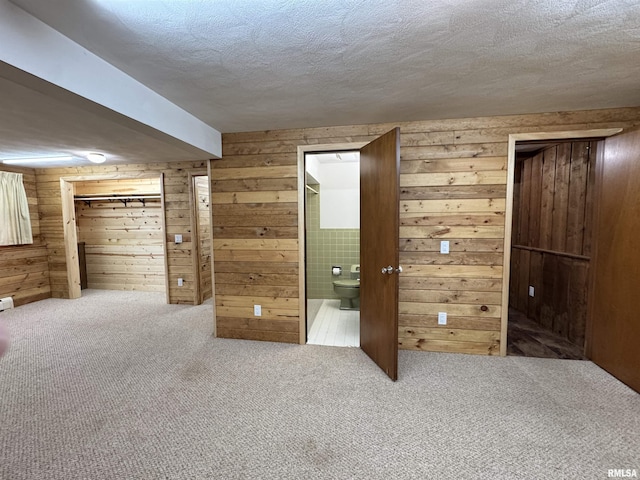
left=0, top=297, right=14, bottom=312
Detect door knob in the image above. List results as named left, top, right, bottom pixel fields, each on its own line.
left=381, top=265, right=402, bottom=274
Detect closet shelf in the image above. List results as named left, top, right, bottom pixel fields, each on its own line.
left=74, top=194, right=161, bottom=207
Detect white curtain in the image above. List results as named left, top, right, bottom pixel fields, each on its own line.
left=0, top=171, right=33, bottom=246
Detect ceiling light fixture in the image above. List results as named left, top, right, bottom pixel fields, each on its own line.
left=1, top=156, right=74, bottom=165
left=87, top=153, right=106, bottom=164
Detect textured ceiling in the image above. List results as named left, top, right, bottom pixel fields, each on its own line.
left=3, top=0, right=640, bottom=166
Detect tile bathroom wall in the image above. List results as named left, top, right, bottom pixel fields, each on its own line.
left=306, top=186, right=360, bottom=299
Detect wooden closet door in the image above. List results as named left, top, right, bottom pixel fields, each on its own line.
left=588, top=128, right=640, bottom=393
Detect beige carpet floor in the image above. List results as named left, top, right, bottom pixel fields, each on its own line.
left=0, top=290, right=638, bottom=480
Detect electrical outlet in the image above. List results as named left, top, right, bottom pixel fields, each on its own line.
left=254, top=305, right=262, bottom=317
left=438, top=312, right=447, bottom=325
left=175, top=234, right=183, bottom=244
left=529, top=285, right=535, bottom=297
left=177, top=278, right=183, bottom=287
left=440, top=240, right=450, bottom=254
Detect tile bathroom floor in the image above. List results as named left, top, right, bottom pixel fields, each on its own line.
left=307, top=299, right=360, bottom=347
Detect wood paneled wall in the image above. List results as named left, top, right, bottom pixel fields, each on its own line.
left=194, top=176, right=212, bottom=302
left=216, top=107, right=640, bottom=353
left=74, top=178, right=161, bottom=197
left=511, top=142, right=597, bottom=254
left=210, top=156, right=300, bottom=342
left=510, top=250, right=589, bottom=344
left=0, top=165, right=51, bottom=306
left=74, top=178, right=164, bottom=292
left=510, top=141, right=597, bottom=346
left=35, top=161, right=211, bottom=304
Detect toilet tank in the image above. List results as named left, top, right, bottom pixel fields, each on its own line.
left=350, top=264, right=360, bottom=280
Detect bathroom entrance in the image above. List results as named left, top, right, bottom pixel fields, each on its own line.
left=304, top=150, right=361, bottom=347
left=299, top=128, right=400, bottom=380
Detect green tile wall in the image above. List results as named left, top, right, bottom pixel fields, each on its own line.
left=306, top=186, right=360, bottom=299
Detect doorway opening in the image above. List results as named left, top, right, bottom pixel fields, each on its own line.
left=297, top=130, right=400, bottom=380
left=61, top=174, right=169, bottom=302
left=503, top=130, right=620, bottom=359
left=190, top=173, right=213, bottom=305
left=304, top=151, right=361, bottom=347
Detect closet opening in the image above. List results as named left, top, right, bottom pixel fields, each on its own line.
left=61, top=174, right=169, bottom=302
left=507, top=139, right=600, bottom=359
left=73, top=177, right=166, bottom=298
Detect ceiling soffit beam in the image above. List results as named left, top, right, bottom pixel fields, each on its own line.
left=0, top=0, right=221, bottom=158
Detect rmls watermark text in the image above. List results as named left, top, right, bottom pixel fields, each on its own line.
left=608, top=469, right=638, bottom=478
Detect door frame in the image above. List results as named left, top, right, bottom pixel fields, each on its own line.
left=60, top=173, right=169, bottom=302
left=297, top=142, right=367, bottom=345
left=501, top=128, right=622, bottom=356
left=188, top=169, right=210, bottom=305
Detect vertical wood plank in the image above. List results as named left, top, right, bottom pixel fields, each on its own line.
left=539, top=146, right=557, bottom=250
left=297, top=147, right=307, bottom=345
left=527, top=251, right=543, bottom=323
left=517, top=249, right=530, bottom=312
left=568, top=261, right=588, bottom=346
left=582, top=142, right=598, bottom=256
left=509, top=248, right=520, bottom=309
left=160, top=173, right=170, bottom=304
left=196, top=176, right=213, bottom=302
left=552, top=257, right=571, bottom=338
left=60, top=179, right=81, bottom=299
left=551, top=143, right=571, bottom=251
left=540, top=253, right=556, bottom=331
left=511, top=159, right=522, bottom=245
left=566, top=142, right=590, bottom=255
left=189, top=173, right=200, bottom=305
left=207, top=160, right=218, bottom=337
left=518, top=158, right=532, bottom=245
left=528, top=152, right=543, bottom=247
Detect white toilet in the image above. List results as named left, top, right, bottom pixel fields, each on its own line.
left=333, top=265, right=360, bottom=310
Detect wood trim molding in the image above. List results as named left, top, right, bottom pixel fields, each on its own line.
left=188, top=169, right=208, bottom=305
left=60, top=178, right=81, bottom=299
left=512, top=245, right=590, bottom=261
left=508, top=129, right=622, bottom=142
left=584, top=139, right=607, bottom=359
left=159, top=173, right=170, bottom=304
left=207, top=159, right=217, bottom=337
left=60, top=173, right=161, bottom=182
left=60, top=172, right=170, bottom=302
left=297, top=142, right=367, bottom=345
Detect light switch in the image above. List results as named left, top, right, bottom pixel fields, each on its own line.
left=440, top=241, right=450, bottom=254
left=175, top=234, right=183, bottom=244
left=529, top=286, right=535, bottom=297
left=177, top=278, right=183, bottom=287
left=254, top=305, right=262, bottom=317
left=438, top=312, right=447, bottom=325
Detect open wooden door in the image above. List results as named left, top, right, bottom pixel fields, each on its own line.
left=360, top=128, right=400, bottom=380
left=588, top=127, right=640, bottom=393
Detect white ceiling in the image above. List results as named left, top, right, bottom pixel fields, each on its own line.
left=3, top=0, right=640, bottom=167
